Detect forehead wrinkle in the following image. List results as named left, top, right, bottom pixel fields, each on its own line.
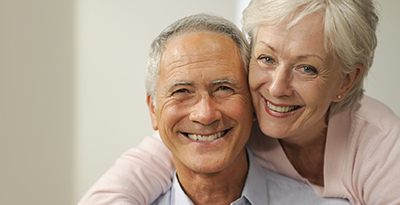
left=166, top=52, right=221, bottom=70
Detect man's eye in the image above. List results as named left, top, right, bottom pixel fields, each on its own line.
left=217, top=86, right=233, bottom=91
left=172, top=89, right=189, bottom=95
left=214, top=86, right=234, bottom=98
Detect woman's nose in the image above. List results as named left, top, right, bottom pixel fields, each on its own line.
left=269, top=66, right=293, bottom=97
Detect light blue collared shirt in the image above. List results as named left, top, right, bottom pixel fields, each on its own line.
left=152, top=148, right=350, bottom=205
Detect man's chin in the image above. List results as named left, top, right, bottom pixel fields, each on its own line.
left=180, top=156, right=230, bottom=174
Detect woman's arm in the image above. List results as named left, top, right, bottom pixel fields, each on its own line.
left=78, top=132, right=174, bottom=205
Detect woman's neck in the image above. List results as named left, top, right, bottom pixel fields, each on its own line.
left=279, top=119, right=328, bottom=186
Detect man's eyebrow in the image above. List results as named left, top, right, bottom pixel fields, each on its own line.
left=211, top=78, right=242, bottom=89
left=166, top=81, right=192, bottom=90
left=166, top=78, right=242, bottom=90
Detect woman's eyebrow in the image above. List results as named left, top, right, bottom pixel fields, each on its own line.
left=258, top=41, right=323, bottom=62
left=257, top=41, right=276, bottom=52
left=298, top=54, right=323, bottom=62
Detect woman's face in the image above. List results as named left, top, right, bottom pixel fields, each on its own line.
left=249, top=13, right=347, bottom=142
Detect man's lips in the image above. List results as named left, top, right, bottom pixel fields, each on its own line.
left=182, top=129, right=230, bottom=142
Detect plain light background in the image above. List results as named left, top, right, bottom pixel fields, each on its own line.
left=1, top=0, right=399, bottom=204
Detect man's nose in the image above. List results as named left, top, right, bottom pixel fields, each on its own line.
left=269, top=65, right=293, bottom=97
left=189, top=94, right=221, bottom=126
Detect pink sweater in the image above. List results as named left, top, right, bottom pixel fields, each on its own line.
left=79, top=96, right=400, bottom=205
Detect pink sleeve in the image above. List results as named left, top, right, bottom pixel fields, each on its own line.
left=361, top=125, right=400, bottom=204
left=78, top=132, right=175, bottom=205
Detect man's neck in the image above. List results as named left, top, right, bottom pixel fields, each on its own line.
left=173, top=148, right=249, bottom=205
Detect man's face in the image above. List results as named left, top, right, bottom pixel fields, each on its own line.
left=147, top=32, right=253, bottom=174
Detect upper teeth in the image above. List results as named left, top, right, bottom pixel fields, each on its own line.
left=187, top=131, right=224, bottom=141
left=267, top=101, right=297, bottom=113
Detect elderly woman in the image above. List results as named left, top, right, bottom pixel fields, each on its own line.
left=79, top=0, right=400, bottom=204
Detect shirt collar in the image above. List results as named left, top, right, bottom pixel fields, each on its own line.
left=171, top=173, right=193, bottom=205
left=170, top=147, right=268, bottom=205
left=239, top=147, right=269, bottom=204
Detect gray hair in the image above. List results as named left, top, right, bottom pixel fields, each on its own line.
left=145, top=13, right=250, bottom=100
left=243, top=0, right=379, bottom=115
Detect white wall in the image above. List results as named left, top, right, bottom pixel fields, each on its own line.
left=1, top=0, right=74, bottom=205
left=1, top=0, right=399, bottom=204
left=364, top=0, right=400, bottom=115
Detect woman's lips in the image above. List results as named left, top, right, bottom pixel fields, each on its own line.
left=266, top=100, right=300, bottom=113
left=263, top=97, right=301, bottom=117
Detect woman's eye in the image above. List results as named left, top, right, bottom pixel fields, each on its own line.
left=257, top=55, right=275, bottom=64
left=299, top=65, right=318, bottom=75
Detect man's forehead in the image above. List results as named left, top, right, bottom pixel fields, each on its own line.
left=162, top=32, right=238, bottom=61
left=157, top=31, right=246, bottom=91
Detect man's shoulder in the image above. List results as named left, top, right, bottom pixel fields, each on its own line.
left=262, top=167, right=350, bottom=204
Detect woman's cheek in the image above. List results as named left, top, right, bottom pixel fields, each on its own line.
left=249, top=65, right=268, bottom=91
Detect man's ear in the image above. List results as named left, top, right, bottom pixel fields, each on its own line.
left=147, top=94, right=158, bottom=130
left=332, top=64, right=362, bottom=102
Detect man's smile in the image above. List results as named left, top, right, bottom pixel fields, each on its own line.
left=182, top=129, right=230, bottom=141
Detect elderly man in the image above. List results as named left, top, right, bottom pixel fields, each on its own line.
left=79, top=14, right=350, bottom=205
left=146, top=14, right=254, bottom=204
